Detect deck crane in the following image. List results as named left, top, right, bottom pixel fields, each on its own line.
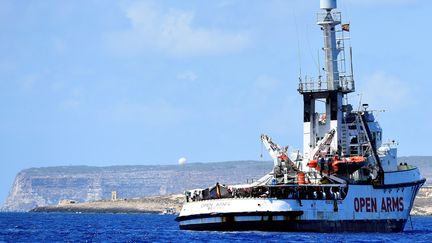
left=261, top=134, right=298, bottom=181
left=311, top=128, right=336, bottom=160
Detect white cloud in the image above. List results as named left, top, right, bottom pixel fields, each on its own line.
left=18, top=74, right=39, bottom=92
left=242, top=74, right=283, bottom=106
left=0, top=59, right=17, bottom=73
left=58, top=87, right=85, bottom=110
left=50, top=81, right=66, bottom=93
left=254, top=74, right=281, bottom=92
left=101, top=100, right=193, bottom=126
left=177, top=71, right=198, bottom=82
left=344, top=0, right=417, bottom=7
left=216, top=0, right=235, bottom=8
left=60, top=98, right=82, bottom=110
left=52, top=37, right=66, bottom=54
left=356, top=71, right=414, bottom=111
left=107, top=2, right=250, bottom=57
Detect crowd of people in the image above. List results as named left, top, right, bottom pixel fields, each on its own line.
left=186, top=184, right=347, bottom=202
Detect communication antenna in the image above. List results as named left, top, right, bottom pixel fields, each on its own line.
left=317, top=49, right=322, bottom=82
left=260, top=139, right=264, bottom=159
left=357, top=93, right=363, bottom=111
left=293, top=9, right=302, bottom=82
left=350, top=47, right=354, bottom=80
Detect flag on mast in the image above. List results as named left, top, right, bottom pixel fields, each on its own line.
left=342, top=23, right=350, bottom=32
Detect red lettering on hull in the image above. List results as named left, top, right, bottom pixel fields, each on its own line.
left=381, top=198, right=387, bottom=212
left=354, top=197, right=404, bottom=213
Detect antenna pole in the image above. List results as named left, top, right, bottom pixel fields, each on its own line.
left=317, top=49, right=322, bottom=81
left=350, top=46, right=354, bottom=80
left=318, top=0, right=340, bottom=90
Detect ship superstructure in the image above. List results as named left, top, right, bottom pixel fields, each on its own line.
left=175, top=0, right=425, bottom=232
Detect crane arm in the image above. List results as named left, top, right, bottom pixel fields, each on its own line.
left=311, top=128, right=336, bottom=159
left=261, top=134, right=289, bottom=167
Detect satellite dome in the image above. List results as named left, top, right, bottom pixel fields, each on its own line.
left=178, top=157, right=187, bottom=165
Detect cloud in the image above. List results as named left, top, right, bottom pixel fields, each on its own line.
left=343, top=0, right=417, bottom=7
left=59, top=98, right=82, bottom=110
left=254, top=74, right=281, bottom=92
left=18, top=74, right=39, bottom=92
left=356, top=71, right=414, bottom=111
left=58, top=87, right=85, bottom=110
left=106, top=2, right=250, bottom=57
left=52, top=37, right=66, bottom=54
left=0, top=59, right=17, bottom=73
left=241, top=74, right=283, bottom=106
left=177, top=71, right=198, bottom=82
left=216, top=0, right=236, bottom=8
left=101, top=100, right=193, bottom=126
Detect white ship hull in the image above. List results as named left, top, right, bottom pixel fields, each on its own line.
left=176, top=169, right=425, bottom=232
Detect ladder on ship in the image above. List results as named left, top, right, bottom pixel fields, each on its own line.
left=340, top=123, right=349, bottom=156
left=357, top=112, right=384, bottom=184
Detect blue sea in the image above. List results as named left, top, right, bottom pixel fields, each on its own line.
left=0, top=213, right=431, bottom=242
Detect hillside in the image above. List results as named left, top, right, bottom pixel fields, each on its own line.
left=2, top=161, right=272, bottom=212
left=399, top=156, right=431, bottom=186
left=2, top=157, right=431, bottom=212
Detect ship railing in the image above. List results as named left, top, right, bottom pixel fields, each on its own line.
left=186, top=183, right=348, bottom=202
left=298, top=78, right=328, bottom=93
left=317, top=11, right=341, bottom=25
left=298, top=76, right=355, bottom=93
left=340, top=76, right=355, bottom=92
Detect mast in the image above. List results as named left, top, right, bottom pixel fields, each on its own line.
left=318, top=0, right=340, bottom=90
left=298, top=0, right=354, bottom=169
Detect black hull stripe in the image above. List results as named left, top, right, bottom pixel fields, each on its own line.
left=372, top=178, right=426, bottom=189
left=383, top=167, right=417, bottom=174
left=179, top=219, right=407, bottom=233
left=175, top=211, right=303, bottom=222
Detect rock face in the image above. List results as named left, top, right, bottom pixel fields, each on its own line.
left=3, top=157, right=431, bottom=212
left=2, top=161, right=272, bottom=212
left=411, top=187, right=432, bottom=216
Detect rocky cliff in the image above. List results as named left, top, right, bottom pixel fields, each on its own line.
left=3, top=157, right=431, bottom=212
left=2, top=161, right=272, bottom=212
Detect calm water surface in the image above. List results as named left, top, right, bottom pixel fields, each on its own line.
left=0, top=213, right=431, bottom=242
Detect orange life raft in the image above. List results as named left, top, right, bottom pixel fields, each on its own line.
left=308, top=156, right=366, bottom=175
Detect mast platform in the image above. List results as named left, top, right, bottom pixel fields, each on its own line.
left=297, top=77, right=355, bottom=94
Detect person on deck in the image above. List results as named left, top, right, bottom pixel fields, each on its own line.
left=327, top=157, right=333, bottom=175
left=319, top=157, right=325, bottom=176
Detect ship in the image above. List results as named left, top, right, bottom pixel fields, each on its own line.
left=175, top=0, right=425, bottom=232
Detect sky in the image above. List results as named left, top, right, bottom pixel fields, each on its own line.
left=0, top=0, right=431, bottom=204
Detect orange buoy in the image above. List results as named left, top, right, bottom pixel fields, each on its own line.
left=297, top=172, right=306, bottom=184
left=308, top=160, right=318, bottom=168
left=350, top=156, right=365, bottom=162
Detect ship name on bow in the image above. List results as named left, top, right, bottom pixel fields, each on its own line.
left=200, top=201, right=231, bottom=211
left=354, top=197, right=404, bottom=213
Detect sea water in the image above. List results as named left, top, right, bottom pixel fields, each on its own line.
left=0, top=213, right=431, bottom=242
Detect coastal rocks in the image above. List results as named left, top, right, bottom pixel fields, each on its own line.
left=411, top=187, right=432, bottom=216
left=30, top=194, right=185, bottom=214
